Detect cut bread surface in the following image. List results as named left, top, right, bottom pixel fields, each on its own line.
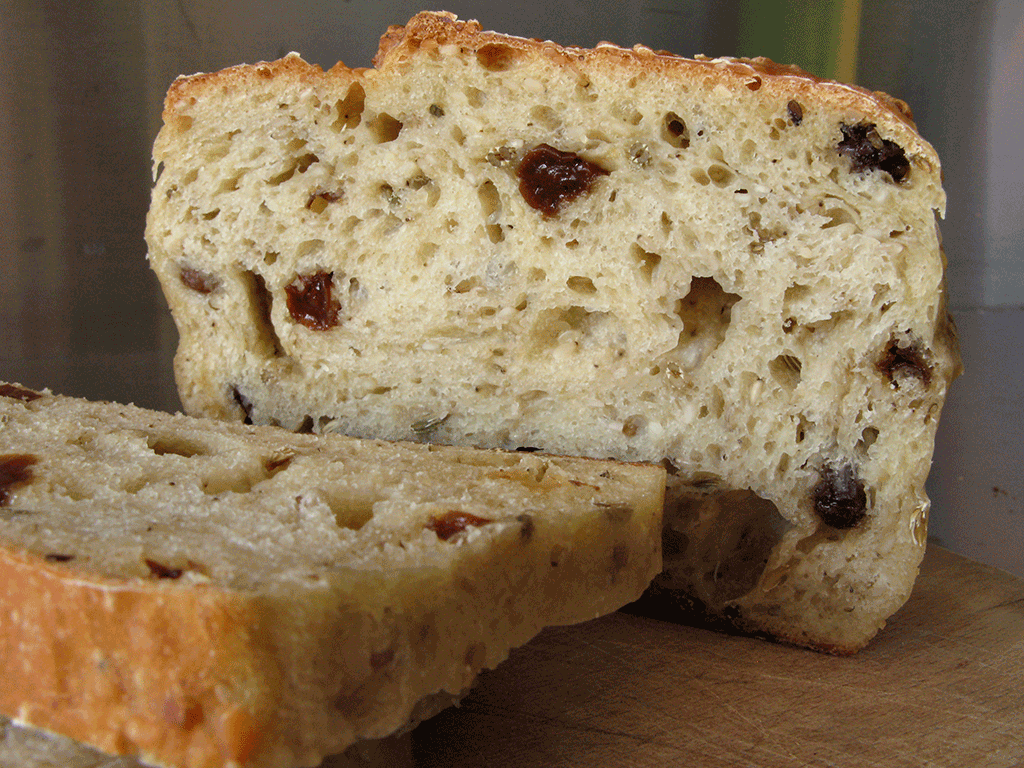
left=146, top=12, right=960, bottom=652
left=0, top=383, right=663, bottom=768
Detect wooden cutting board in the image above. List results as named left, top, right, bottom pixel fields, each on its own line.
left=410, top=546, right=1024, bottom=767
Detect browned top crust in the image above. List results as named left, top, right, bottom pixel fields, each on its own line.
left=373, top=12, right=922, bottom=132
left=164, top=11, right=932, bottom=168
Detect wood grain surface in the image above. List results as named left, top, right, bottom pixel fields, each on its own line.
left=412, top=546, right=1024, bottom=767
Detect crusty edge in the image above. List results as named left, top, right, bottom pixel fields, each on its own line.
left=158, top=11, right=940, bottom=190
left=0, top=547, right=281, bottom=768
left=370, top=11, right=939, bottom=174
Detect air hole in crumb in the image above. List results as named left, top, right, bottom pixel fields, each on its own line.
left=856, top=426, right=879, bottom=456
left=613, top=102, right=643, bottom=125
left=662, top=112, right=690, bottom=148
left=367, top=112, right=402, bottom=143
left=476, top=42, right=519, bottom=71
left=820, top=206, right=856, bottom=229
left=452, top=277, right=481, bottom=294
left=530, top=306, right=606, bottom=349
left=707, top=164, right=735, bottom=187
left=267, top=152, right=318, bottom=186
left=795, top=415, right=813, bottom=443
left=666, top=490, right=791, bottom=604
left=241, top=270, right=284, bottom=357
left=146, top=435, right=207, bottom=458
left=332, top=83, right=365, bottom=131
left=307, top=190, right=341, bottom=214
left=318, top=490, right=376, bottom=531
left=477, top=180, right=504, bottom=243
left=622, top=415, right=646, bottom=438
left=691, top=168, right=711, bottom=186
left=631, top=244, right=661, bottom=283
left=769, top=354, right=802, bottom=391
left=667, top=277, right=741, bottom=372
left=465, top=87, right=485, bottom=108
left=529, top=105, right=561, bottom=131
left=567, top=276, right=597, bottom=294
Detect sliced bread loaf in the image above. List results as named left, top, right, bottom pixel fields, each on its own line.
left=0, top=382, right=662, bottom=768
left=145, top=12, right=960, bottom=652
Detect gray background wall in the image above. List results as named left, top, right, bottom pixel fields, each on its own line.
left=2, top=0, right=1021, bottom=575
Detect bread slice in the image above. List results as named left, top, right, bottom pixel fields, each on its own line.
left=0, top=382, right=662, bottom=768
left=145, top=11, right=961, bottom=652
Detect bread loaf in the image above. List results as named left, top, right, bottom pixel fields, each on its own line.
left=145, top=12, right=961, bottom=652
left=0, top=382, right=662, bottom=768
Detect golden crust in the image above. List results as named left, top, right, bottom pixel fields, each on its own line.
left=0, top=548, right=276, bottom=768
left=371, top=12, right=930, bottom=154
left=161, top=11, right=936, bottom=172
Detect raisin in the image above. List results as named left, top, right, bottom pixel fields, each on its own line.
left=837, top=122, right=910, bottom=183
left=0, top=384, right=42, bottom=402
left=877, top=334, right=932, bottom=388
left=427, top=510, right=493, bottom=541
left=517, top=144, right=609, bottom=216
left=0, top=454, right=37, bottom=506
left=813, top=464, right=867, bottom=529
left=285, top=272, right=341, bottom=330
left=787, top=100, right=803, bottom=125
left=44, top=553, right=74, bottom=563
left=179, top=266, right=220, bottom=294
left=145, top=559, right=184, bottom=579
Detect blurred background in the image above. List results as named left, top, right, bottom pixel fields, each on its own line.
left=1, top=0, right=1021, bottom=576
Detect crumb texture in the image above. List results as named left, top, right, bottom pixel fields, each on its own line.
left=146, top=11, right=960, bottom=652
